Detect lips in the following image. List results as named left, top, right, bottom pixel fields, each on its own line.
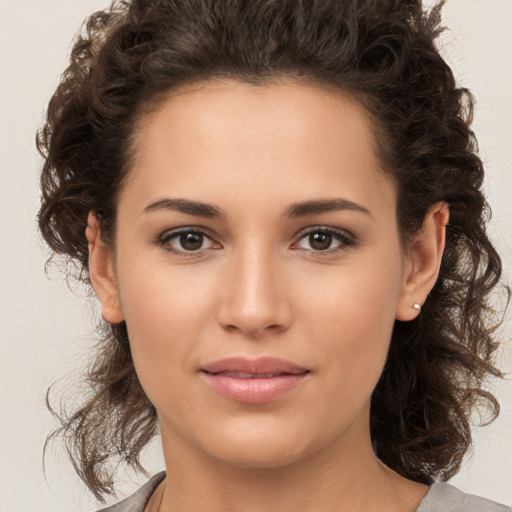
left=200, top=357, right=310, bottom=403
left=201, top=356, right=309, bottom=375
left=213, top=371, right=288, bottom=379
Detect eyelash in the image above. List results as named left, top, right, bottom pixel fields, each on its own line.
left=157, top=228, right=219, bottom=257
left=292, top=227, right=356, bottom=255
left=156, top=226, right=356, bottom=257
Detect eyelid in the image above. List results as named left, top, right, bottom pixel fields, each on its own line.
left=291, top=226, right=356, bottom=253
left=157, top=226, right=222, bottom=256
left=155, top=225, right=356, bottom=256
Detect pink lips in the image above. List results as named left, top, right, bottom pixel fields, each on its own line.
left=200, top=357, right=310, bottom=403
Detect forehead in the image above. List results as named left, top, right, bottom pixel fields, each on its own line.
left=134, top=79, right=377, bottom=158
left=121, top=79, right=396, bottom=218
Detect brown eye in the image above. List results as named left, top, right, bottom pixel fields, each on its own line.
left=179, top=232, right=204, bottom=251
left=294, top=228, right=355, bottom=253
left=159, top=229, right=217, bottom=254
left=308, top=232, right=332, bottom=251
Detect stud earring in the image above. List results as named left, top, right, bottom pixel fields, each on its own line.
left=412, top=303, right=421, bottom=311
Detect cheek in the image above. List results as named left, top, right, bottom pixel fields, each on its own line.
left=299, top=252, right=403, bottom=393
left=118, top=249, right=218, bottom=328
left=115, top=261, right=219, bottom=392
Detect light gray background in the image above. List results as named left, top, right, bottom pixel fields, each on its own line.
left=1, top=0, right=511, bottom=510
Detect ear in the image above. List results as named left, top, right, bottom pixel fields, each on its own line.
left=85, top=211, right=125, bottom=324
left=395, top=202, right=449, bottom=321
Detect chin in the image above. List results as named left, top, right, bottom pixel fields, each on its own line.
left=196, top=419, right=329, bottom=471
left=210, top=442, right=308, bottom=470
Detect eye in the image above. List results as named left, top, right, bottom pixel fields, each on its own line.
left=158, top=228, right=219, bottom=254
left=293, top=228, right=355, bottom=253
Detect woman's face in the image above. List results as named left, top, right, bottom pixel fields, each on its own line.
left=106, top=80, right=417, bottom=468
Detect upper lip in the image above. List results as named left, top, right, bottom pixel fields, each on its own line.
left=201, top=357, right=309, bottom=375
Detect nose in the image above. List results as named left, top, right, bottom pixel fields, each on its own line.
left=215, top=241, right=293, bottom=339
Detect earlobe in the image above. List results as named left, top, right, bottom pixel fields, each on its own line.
left=396, top=202, right=449, bottom=321
left=86, top=212, right=125, bottom=324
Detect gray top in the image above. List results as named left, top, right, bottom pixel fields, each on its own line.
left=416, top=483, right=510, bottom=512
left=97, top=471, right=511, bottom=512
left=96, top=472, right=165, bottom=512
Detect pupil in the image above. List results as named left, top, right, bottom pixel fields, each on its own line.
left=310, top=232, right=332, bottom=250
left=180, top=232, right=203, bottom=250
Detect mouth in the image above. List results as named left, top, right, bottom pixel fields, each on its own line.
left=201, top=356, right=309, bottom=375
left=204, top=371, right=299, bottom=379
left=200, top=357, right=310, bottom=403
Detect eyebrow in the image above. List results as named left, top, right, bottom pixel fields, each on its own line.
left=142, top=197, right=371, bottom=219
left=143, top=198, right=225, bottom=218
left=283, top=198, right=372, bottom=218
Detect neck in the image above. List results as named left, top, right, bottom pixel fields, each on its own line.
left=157, top=414, right=428, bottom=512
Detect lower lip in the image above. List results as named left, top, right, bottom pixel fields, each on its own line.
left=201, top=372, right=309, bottom=403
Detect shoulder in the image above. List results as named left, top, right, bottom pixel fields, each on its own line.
left=95, top=472, right=166, bottom=512
left=416, top=482, right=511, bottom=512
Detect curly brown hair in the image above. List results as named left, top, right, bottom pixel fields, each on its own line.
left=38, top=0, right=506, bottom=501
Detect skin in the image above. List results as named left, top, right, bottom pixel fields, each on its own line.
left=87, top=79, right=449, bottom=511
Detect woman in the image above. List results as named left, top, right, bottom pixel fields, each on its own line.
left=37, top=0, right=510, bottom=510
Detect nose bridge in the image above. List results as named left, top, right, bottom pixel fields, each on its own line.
left=217, top=236, right=290, bottom=337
